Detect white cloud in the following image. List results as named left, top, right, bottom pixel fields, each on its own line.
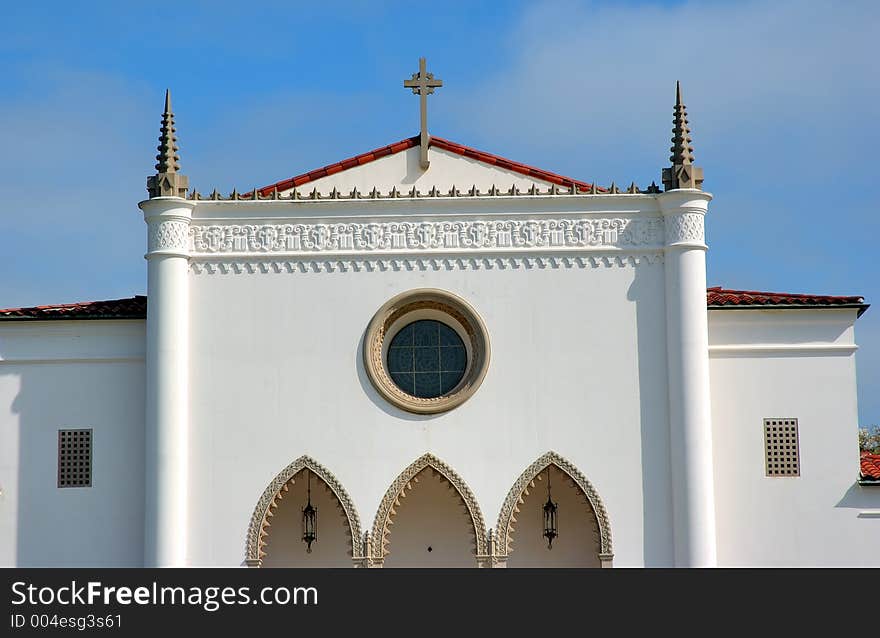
left=442, top=0, right=879, bottom=184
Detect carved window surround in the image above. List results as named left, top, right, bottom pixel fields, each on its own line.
left=364, top=289, right=490, bottom=415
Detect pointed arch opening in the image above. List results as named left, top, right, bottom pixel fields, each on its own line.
left=371, top=454, right=487, bottom=567
left=245, top=456, right=362, bottom=567
left=496, top=452, right=613, bottom=568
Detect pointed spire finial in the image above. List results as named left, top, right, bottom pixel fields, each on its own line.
left=155, top=89, right=179, bottom=174
left=147, top=88, right=189, bottom=198
left=662, top=81, right=703, bottom=191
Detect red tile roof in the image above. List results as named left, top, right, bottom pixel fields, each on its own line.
left=0, top=296, right=146, bottom=320
left=0, top=289, right=869, bottom=321
left=256, top=134, right=601, bottom=196
left=707, top=287, right=868, bottom=316
left=861, top=452, right=880, bottom=483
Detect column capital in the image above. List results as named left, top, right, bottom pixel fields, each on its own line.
left=658, top=190, right=712, bottom=249
left=139, top=198, right=195, bottom=259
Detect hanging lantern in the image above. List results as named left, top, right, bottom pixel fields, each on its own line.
left=302, top=470, right=317, bottom=553
left=542, top=467, right=558, bottom=550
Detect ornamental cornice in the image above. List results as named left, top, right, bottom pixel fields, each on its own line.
left=189, top=217, right=664, bottom=256
left=189, top=253, right=664, bottom=275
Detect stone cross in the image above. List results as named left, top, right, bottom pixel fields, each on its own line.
left=404, top=57, right=443, bottom=170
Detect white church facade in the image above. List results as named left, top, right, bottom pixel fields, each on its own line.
left=0, top=63, right=877, bottom=567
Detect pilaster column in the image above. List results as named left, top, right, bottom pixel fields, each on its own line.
left=139, top=196, right=194, bottom=567
left=354, top=532, right=372, bottom=568
left=477, top=529, right=507, bottom=568
left=660, top=189, right=716, bottom=567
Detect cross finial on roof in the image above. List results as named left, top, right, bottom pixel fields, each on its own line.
left=403, top=57, right=443, bottom=170
left=662, top=81, right=703, bottom=191
left=147, top=89, right=189, bottom=198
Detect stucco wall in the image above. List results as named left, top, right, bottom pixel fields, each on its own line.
left=0, top=321, right=146, bottom=567
left=708, top=308, right=880, bottom=566
left=187, top=251, right=671, bottom=567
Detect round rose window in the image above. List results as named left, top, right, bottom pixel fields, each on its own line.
left=386, top=319, right=467, bottom=398
left=363, top=289, right=490, bottom=414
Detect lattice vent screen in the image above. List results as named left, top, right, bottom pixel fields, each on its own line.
left=764, top=418, right=799, bottom=477
left=58, top=429, right=92, bottom=488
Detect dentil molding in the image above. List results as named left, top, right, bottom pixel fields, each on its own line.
left=189, top=253, right=664, bottom=275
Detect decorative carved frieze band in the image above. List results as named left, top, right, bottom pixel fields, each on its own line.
left=370, top=453, right=487, bottom=564
left=664, top=211, right=705, bottom=245
left=189, top=218, right=663, bottom=256
left=245, top=455, right=362, bottom=567
left=148, top=219, right=190, bottom=253
left=190, top=253, right=664, bottom=275
left=495, top=451, right=613, bottom=560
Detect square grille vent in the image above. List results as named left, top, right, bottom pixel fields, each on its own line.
left=764, top=418, right=800, bottom=477
left=58, top=429, right=92, bottom=488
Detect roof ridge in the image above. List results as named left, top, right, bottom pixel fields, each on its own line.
left=429, top=136, right=598, bottom=192
left=257, top=134, right=601, bottom=195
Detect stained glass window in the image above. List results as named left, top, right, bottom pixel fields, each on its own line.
left=387, top=320, right=467, bottom=398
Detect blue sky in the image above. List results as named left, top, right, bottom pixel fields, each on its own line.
left=1, top=0, right=877, bottom=424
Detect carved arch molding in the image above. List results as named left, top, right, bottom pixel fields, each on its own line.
left=245, top=455, right=363, bottom=567
left=245, top=451, right=611, bottom=567
left=370, top=453, right=488, bottom=565
left=495, top=451, right=614, bottom=565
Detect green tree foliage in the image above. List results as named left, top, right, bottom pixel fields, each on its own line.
left=859, top=425, right=880, bottom=453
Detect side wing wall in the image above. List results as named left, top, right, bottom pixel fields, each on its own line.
left=0, top=321, right=146, bottom=566
left=709, top=308, right=879, bottom=566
